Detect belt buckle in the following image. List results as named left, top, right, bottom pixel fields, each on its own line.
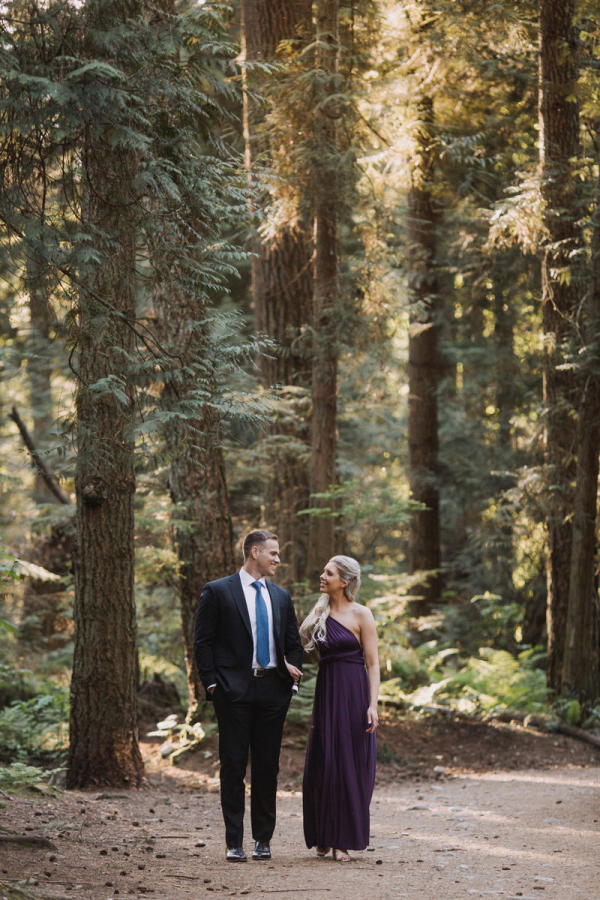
left=253, top=668, right=265, bottom=678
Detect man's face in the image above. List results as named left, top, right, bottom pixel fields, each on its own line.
left=252, top=539, right=280, bottom=578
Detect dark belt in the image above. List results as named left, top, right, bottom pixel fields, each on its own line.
left=252, top=667, right=278, bottom=678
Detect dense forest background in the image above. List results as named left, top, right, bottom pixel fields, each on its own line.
left=1, top=0, right=600, bottom=788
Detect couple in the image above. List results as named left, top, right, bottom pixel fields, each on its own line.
left=194, top=529, right=379, bottom=863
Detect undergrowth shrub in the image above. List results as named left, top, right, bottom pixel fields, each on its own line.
left=0, top=682, right=69, bottom=763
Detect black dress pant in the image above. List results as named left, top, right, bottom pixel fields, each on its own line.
left=213, top=674, right=292, bottom=847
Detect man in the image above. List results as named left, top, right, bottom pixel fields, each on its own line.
left=194, top=530, right=303, bottom=862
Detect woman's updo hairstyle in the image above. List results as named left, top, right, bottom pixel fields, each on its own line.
left=330, top=555, right=361, bottom=601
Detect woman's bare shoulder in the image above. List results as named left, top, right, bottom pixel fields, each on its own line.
left=354, top=603, right=375, bottom=624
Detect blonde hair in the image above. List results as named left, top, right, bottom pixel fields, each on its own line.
left=300, top=556, right=361, bottom=652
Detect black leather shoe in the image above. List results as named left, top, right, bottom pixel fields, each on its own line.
left=226, top=846, right=247, bottom=861
left=252, top=840, right=271, bottom=860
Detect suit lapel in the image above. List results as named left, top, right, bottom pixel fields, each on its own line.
left=228, top=573, right=252, bottom=639
left=266, top=580, right=282, bottom=646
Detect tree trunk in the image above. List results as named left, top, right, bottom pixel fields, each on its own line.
left=25, top=243, right=54, bottom=500
left=170, top=426, right=235, bottom=721
left=68, top=2, right=144, bottom=788
left=494, top=269, right=517, bottom=450
left=561, top=190, right=600, bottom=704
left=242, top=0, right=313, bottom=586
left=306, top=0, right=339, bottom=588
left=154, top=287, right=235, bottom=720
left=562, top=376, right=600, bottom=702
left=407, top=93, right=441, bottom=616
left=492, top=268, right=518, bottom=602
left=539, top=0, right=582, bottom=694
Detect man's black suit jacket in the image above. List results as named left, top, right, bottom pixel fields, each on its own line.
left=194, top=572, right=303, bottom=702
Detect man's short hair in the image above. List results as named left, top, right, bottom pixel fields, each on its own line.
left=243, top=529, right=278, bottom=559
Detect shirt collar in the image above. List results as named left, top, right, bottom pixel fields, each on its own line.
left=240, top=566, right=266, bottom=588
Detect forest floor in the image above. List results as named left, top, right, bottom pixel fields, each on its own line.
left=2, top=714, right=600, bottom=900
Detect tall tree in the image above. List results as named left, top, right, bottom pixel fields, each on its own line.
left=68, top=1, right=144, bottom=789
left=154, top=282, right=235, bottom=720
left=561, top=182, right=600, bottom=704
left=538, top=0, right=582, bottom=694
left=307, top=0, right=340, bottom=586
left=25, top=218, right=54, bottom=500
left=406, top=92, right=441, bottom=615
left=241, top=0, right=313, bottom=585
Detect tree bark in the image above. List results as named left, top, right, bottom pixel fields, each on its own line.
left=306, top=0, right=340, bottom=588
left=561, top=188, right=600, bottom=704
left=68, top=2, right=144, bottom=788
left=492, top=268, right=518, bottom=602
left=538, top=0, right=582, bottom=694
left=242, top=0, right=313, bottom=586
left=154, top=287, right=235, bottom=720
left=407, top=93, right=441, bottom=616
left=25, top=241, right=54, bottom=500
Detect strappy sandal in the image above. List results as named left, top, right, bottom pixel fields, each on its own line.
left=333, top=849, right=353, bottom=861
left=316, top=846, right=330, bottom=857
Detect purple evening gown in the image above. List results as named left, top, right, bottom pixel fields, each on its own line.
left=303, top=615, right=376, bottom=851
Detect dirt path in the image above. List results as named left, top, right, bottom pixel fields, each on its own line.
left=2, top=759, right=599, bottom=900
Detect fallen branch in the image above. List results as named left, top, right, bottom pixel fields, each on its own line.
left=0, top=787, right=13, bottom=800
left=489, top=709, right=550, bottom=728
left=487, top=709, right=600, bottom=750
left=0, top=834, right=58, bottom=850
left=156, top=834, right=191, bottom=839
left=555, top=723, right=600, bottom=749
left=8, top=407, right=72, bottom=505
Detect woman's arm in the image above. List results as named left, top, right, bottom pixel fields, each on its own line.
left=360, top=607, right=380, bottom=733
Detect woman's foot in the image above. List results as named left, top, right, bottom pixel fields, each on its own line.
left=333, top=849, right=353, bottom=862
left=316, top=846, right=331, bottom=858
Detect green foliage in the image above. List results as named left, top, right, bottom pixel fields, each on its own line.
left=0, top=682, right=69, bottom=763
left=0, top=0, right=256, bottom=474
left=0, top=663, right=37, bottom=710
left=0, top=544, right=18, bottom=613
left=0, top=762, right=46, bottom=788
left=379, top=645, right=547, bottom=715
left=581, top=705, right=600, bottom=732
left=370, top=570, right=547, bottom=716
left=553, top=697, right=584, bottom=728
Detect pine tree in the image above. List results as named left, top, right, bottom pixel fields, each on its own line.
left=406, top=90, right=441, bottom=615
left=538, top=0, right=582, bottom=694
left=241, top=0, right=313, bottom=585
left=307, top=0, right=341, bottom=585
left=1, top=0, right=251, bottom=784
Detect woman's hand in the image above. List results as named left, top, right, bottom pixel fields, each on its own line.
left=366, top=705, right=378, bottom=733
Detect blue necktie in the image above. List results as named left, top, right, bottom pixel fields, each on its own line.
left=252, top=581, right=270, bottom=669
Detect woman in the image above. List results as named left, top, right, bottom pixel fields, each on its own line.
left=300, top=556, right=379, bottom=861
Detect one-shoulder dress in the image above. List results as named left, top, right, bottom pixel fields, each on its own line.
left=302, top=615, right=376, bottom=851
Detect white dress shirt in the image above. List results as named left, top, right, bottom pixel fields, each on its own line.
left=239, top=566, right=277, bottom=669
